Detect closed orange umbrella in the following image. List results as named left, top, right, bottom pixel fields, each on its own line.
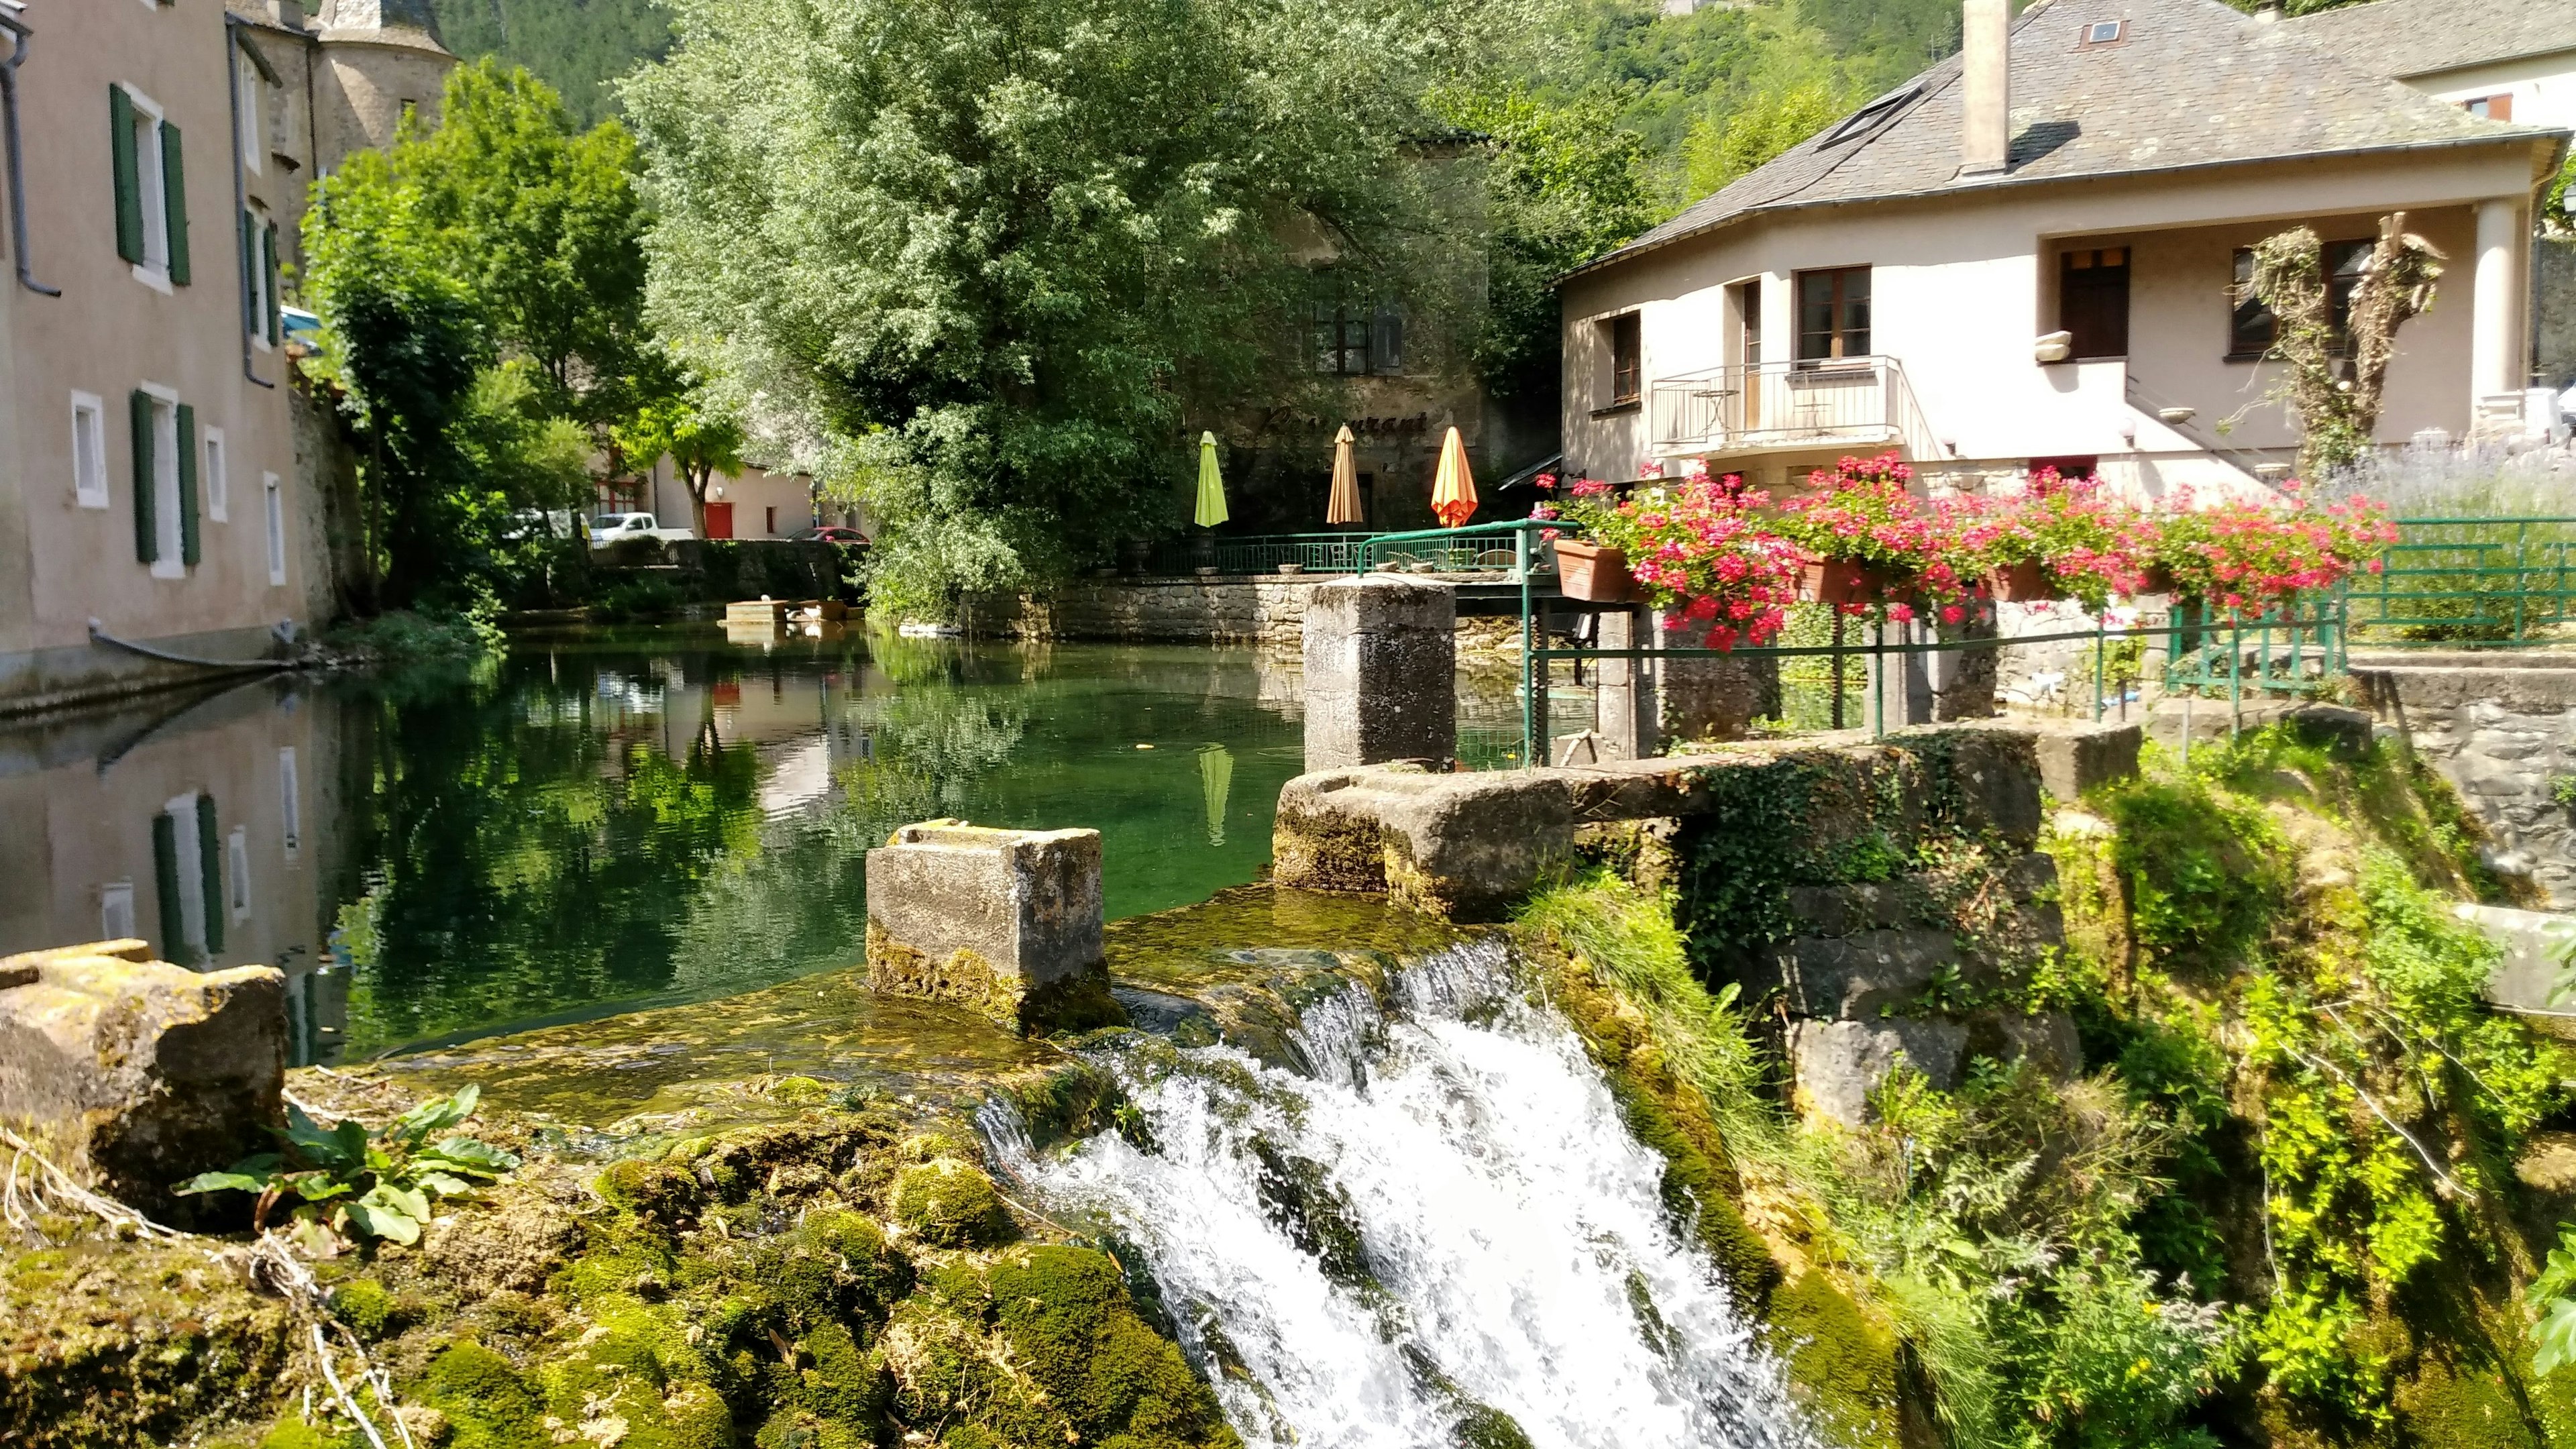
left=1430, top=426, right=1477, bottom=528
left=1326, top=425, right=1364, bottom=526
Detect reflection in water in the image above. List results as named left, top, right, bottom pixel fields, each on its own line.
left=0, top=628, right=1306, bottom=1059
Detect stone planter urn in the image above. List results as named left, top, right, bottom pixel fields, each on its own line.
left=1552, top=539, right=1634, bottom=602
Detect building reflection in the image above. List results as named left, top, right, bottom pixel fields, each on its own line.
left=0, top=677, right=350, bottom=1065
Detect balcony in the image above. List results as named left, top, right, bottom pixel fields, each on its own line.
left=1648, top=356, right=1939, bottom=462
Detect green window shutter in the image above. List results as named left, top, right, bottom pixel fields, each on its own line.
left=130, top=389, right=158, bottom=564
left=196, top=795, right=225, bottom=957
left=161, top=120, right=190, bottom=284
left=110, top=86, right=144, bottom=263
left=263, top=224, right=282, bottom=344
left=152, top=811, right=182, bottom=963
left=176, top=402, right=201, bottom=566
left=240, top=209, right=259, bottom=334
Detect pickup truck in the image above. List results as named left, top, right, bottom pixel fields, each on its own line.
left=588, top=513, right=696, bottom=550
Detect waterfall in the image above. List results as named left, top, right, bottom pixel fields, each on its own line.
left=986, top=939, right=1817, bottom=1449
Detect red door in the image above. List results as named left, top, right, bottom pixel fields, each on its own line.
left=704, top=501, right=735, bottom=539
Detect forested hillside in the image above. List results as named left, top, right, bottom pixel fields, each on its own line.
left=425, top=0, right=672, bottom=129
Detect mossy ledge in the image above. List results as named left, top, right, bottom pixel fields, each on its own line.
left=2, top=1097, right=1236, bottom=1449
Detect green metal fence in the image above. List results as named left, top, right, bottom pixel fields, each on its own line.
left=2345, top=516, right=2576, bottom=647
left=1145, top=527, right=1550, bottom=578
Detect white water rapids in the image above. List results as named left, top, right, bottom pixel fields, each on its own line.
left=985, top=941, right=1817, bottom=1449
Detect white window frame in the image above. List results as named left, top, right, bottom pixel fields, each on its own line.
left=227, top=825, right=252, bottom=921
left=246, top=203, right=274, bottom=352
left=71, top=391, right=110, bottom=508
left=263, top=471, right=286, bottom=585
left=123, top=85, right=174, bottom=293
left=164, top=792, right=207, bottom=958
left=100, top=880, right=137, bottom=942
left=235, top=50, right=264, bottom=176
left=140, top=382, right=183, bottom=578
left=204, top=425, right=228, bottom=521
left=278, top=745, right=301, bottom=861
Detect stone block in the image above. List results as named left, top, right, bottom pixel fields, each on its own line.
left=1273, top=765, right=1574, bottom=920
left=1788, top=1018, right=1970, bottom=1126
left=865, top=822, right=1112, bottom=1030
left=1893, top=724, right=2044, bottom=849
left=1301, top=575, right=1456, bottom=769
left=2023, top=719, right=2142, bottom=802
left=1743, top=929, right=1962, bottom=1018
left=1784, top=881, right=1912, bottom=938
left=2457, top=903, right=2576, bottom=1013
left=0, top=939, right=286, bottom=1222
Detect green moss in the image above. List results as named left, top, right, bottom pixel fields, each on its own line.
left=984, top=1246, right=1238, bottom=1447
left=417, top=1341, right=549, bottom=1449
left=889, top=1159, right=1014, bottom=1249
left=594, top=1157, right=706, bottom=1220
left=1766, top=1270, right=1902, bottom=1449
left=2398, top=1357, right=2541, bottom=1449
left=324, top=1278, right=412, bottom=1341
left=256, top=1420, right=358, bottom=1449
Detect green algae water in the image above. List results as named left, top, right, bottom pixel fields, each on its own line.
left=0, top=627, right=1305, bottom=1059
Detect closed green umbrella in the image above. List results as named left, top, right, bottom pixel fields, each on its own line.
left=1194, top=431, right=1230, bottom=528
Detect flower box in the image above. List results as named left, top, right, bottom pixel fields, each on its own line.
left=1796, top=558, right=1892, bottom=606
left=1552, top=539, right=1634, bottom=602
left=1986, top=561, right=2064, bottom=603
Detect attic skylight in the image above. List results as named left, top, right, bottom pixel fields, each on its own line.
left=1819, top=84, right=1922, bottom=148
left=2078, top=19, right=2127, bottom=46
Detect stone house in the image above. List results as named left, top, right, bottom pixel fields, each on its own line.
left=0, top=0, right=453, bottom=715
left=1556, top=0, right=2571, bottom=499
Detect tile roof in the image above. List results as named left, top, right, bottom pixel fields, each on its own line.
left=2286, top=0, right=2576, bottom=83
left=1574, top=0, right=2564, bottom=277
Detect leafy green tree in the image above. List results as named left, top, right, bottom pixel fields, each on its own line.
left=1430, top=87, right=1654, bottom=410
left=612, top=360, right=745, bottom=536
left=623, top=0, right=1494, bottom=616
left=1682, top=80, right=1842, bottom=199
left=427, top=0, right=676, bottom=129
left=405, top=58, right=650, bottom=417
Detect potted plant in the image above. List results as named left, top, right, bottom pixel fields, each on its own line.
left=1773, top=453, right=1945, bottom=610
left=2145, top=484, right=2394, bottom=614
left=1550, top=474, right=1801, bottom=647
left=1953, top=468, right=2147, bottom=610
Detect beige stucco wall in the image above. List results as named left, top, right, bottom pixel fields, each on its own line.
left=2409, top=52, right=2576, bottom=132
left=1561, top=143, right=2554, bottom=494
left=1, top=0, right=313, bottom=711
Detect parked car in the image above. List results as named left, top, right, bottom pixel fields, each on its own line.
left=792, top=525, right=871, bottom=548
left=503, top=508, right=585, bottom=543
left=589, top=513, right=696, bottom=549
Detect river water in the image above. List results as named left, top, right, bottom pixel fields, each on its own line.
left=0, top=627, right=1318, bottom=1059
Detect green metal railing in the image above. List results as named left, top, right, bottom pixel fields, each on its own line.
left=1146, top=527, right=1551, bottom=578
left=2346, top=516, right=2576, bottom=647
left=1356, top=521, right=1556, bottom=576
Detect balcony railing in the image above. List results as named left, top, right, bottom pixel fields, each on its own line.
left=1648, top=356, right=1939, bottom=462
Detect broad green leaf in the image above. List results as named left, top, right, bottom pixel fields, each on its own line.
left=2535, top=1298, right=2576, bottom=1377
left=387, top=1085, right=478, bottom=1146
left=341, top=1197, right=420, bottom=1245
left=423, top=1136, right=520, bottom=1175
left=173, top=1171, right=272, bottom=1197
left=415, top=1171, right=477, bottom=1197
left=371, top=1181, right=433, bottom=1224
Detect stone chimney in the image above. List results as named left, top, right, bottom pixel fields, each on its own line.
left=1961, top=0, right=2011, bottom=176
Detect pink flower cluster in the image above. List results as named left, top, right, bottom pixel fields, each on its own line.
left=1552, top=472, right=1801, bottom=649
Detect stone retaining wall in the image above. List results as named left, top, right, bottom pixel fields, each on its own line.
left=2351, top=651, right=2576, bottom=908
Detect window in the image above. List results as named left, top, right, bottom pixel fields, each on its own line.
left=278, top=746, right=301, bottom=860
left=1309, top=274, right=1403, bottom=377
left=2079, top=19, right=2125, bottom=45
left=2230, top=239, right=2370, bottom=358
left=109, top=84, right=189, bottom=288
left=129, top=386, right=197, bottom=576
left=227, top=826, right=251, bottom=921
left=204, top=425, right=227, bottom=521
left=235, top=49, right=264, bottom=175
left=765, top=504, right=777, bottom=536
left=2057, top=246, right=2130, bottom=359
left=1796, top=266, right=1871, bottom=362
left=100, top=881, right=137, bottom=943
left=1819, top=85, right=1921, bottom=148
left=243, top=204, right=280, bottom=347
left=1603, top=312, right=1642, bottom=408
left=264, top=472, right=286, bottom=585
left=2464, top=94, right=2513, bottom=121
left=72, top=392, right=111, bottom=508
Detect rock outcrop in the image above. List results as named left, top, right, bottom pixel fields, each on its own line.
left=0, top=939, right=285, bottom=1220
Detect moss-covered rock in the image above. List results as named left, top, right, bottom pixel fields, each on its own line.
left=889, top=1158, right=1014, bottom=1249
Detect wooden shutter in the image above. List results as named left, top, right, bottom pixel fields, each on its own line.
left=131, top=390, right=158, bottom=564
left=263, top=224, right=282, bottom=343
left=110, top=87, right=144, bottom=263
left=152, top=811, right=183, bottom=962
left=195, top=796, right=225, bottom=956
left=240, top=209, right=260, bottom=334
left=177, top=402, right=201, bottom=566
left=2490, top=94, right=2514, bottom=121
left=160, top=120, right=190, bottom=284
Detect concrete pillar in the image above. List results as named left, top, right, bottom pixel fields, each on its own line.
left=1929, top=609, right=1998, bottom=721
left=2472, top=198, right=2524, bottom=411
left=1658, top=610, right=1780, bottom=741
left=1301, top=574, right=1456, bottom=769
left=1592, top=606, right=1658, bottom=759
left=865, top=821, right=1109, bottom=1030
left=1867, top=615, right=1935, bottom=729
left=1960, top=0, right=2011, bottom=176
